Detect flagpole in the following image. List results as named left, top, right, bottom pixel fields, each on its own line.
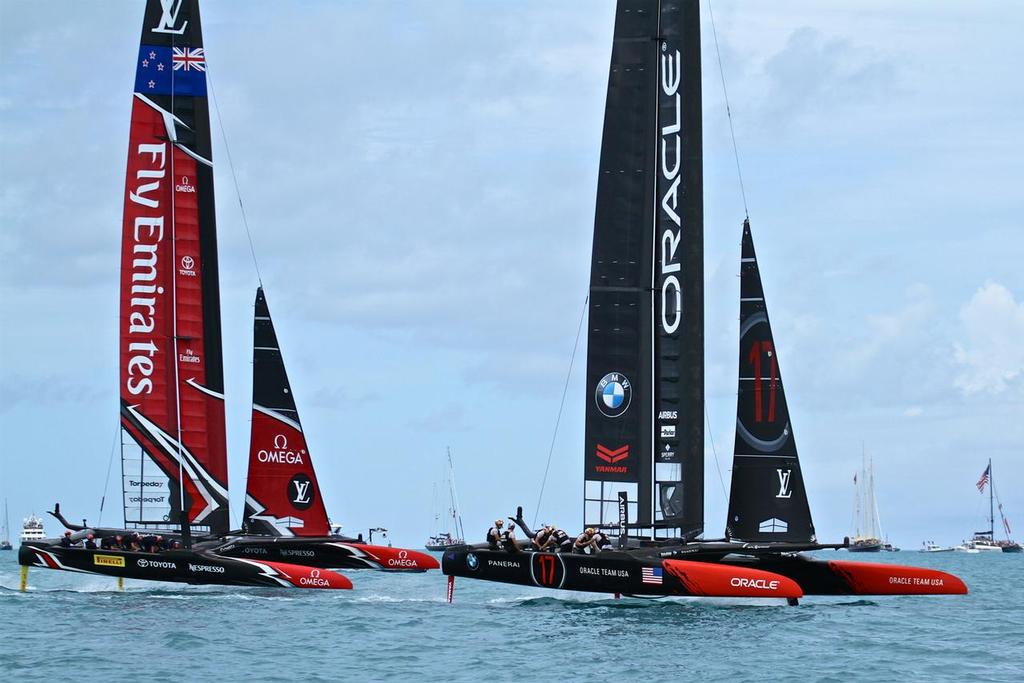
left=989, top=458, right=994, bottom=541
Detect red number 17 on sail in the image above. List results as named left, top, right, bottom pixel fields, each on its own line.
left=749, top=340, right=777, bottom=423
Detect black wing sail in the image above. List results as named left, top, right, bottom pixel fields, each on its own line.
left=725, top=220, right=815, bottom=543
left=583, top=0, right=703, bottom=540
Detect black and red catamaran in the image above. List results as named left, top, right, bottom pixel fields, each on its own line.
left=19, top=0, right=432, bottom=590
left=442, top=0, right=966, bottom=602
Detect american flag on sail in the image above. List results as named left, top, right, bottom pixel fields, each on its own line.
left=173, top=47, right=206, bottom=72
left=641, top=566, right=663, bottom=585
left=977, top=464, right=990, bottom=493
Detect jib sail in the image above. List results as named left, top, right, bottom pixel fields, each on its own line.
left=725, top=220, right=815, bottom=543
left=243, top=288, right=330, bottom=537
left=583, top=0, right=703, bottom=540
left=119, top=0, right=229, bottom=536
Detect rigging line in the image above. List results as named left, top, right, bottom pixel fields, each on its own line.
left=97, top=419, right=120, bottom=526
left=707, top=0, right=749, bottom=219
left=533, top=294, right=589, bottom=527
left=206, top=65, right=263, bottom=287
left=705, top=408, right=728, bottom=501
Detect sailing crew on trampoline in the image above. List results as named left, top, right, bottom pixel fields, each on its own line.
left=486, top=519, right=505, bottom=550
left=549, top=525, right=572, bottom=552
left=592, top=530, right=612, bottom=552
left=573, top=528, right=598, bottom=554
left=501, top=524, right=519, bottom=553
left=532, top=525, right=555, bottom=551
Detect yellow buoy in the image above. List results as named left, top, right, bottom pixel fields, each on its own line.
left=20, top=565, right=28, bottom=592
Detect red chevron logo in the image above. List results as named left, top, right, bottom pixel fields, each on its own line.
left=596, top=444, right=629, bottom=464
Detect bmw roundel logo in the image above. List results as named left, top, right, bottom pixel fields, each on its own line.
left=466, top=553, right=479, bottom=571
left=595, top=372, right=632, bottom=418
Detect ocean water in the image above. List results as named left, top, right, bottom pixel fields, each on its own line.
left=0, top=550, right=1020, bottom=682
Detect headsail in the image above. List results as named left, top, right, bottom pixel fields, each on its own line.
left=243, top=288, right=330, bottom=537
left=119, top=0, right=229, bottom=536
left=725, top=220, right=815, bottom=543
left=583, top=0, right=704, bottom=540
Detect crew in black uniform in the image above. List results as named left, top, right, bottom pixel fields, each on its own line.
left=548, top=525, right=572, bottom=553
left=532, top=525, right=555, bottom=551
left=486, top=519, right=504, bottom=550
left=573, top=528, right=597, bottom=554
left=501, top=524, right=519, bottom=553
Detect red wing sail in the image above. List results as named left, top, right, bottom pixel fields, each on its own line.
left=243, top=288, right=330, bottom=536
left=120, top=0, right=229, bottom=535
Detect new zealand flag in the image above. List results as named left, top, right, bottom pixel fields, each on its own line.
left=134, top=44, right=207, bottom=97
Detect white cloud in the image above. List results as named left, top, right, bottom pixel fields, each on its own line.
left=954, top=282, right=1024, bottom=394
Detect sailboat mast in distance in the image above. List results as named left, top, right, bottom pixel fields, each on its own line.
left=118, top=0, right=228, bottom=543
left=583, top=0, right=703, bottom=541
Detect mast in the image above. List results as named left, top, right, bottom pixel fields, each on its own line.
left=119, top=0, right=229, bottom=542
left=583, top=0, right=703, bottom=541
left=989, top=457, right=994, bottom=540
left=446, top=447, right=465, bottom=542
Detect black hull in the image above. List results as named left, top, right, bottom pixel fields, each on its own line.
left=18, top=542, right=352, bottom=589
left=442, top=547, right=967, bottom=598
left=442, top=547, right=803, bottom=599
left=212, top=536, right=438, bottom=571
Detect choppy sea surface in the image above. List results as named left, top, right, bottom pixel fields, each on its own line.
left=1, top=550, right=1021, bottom=681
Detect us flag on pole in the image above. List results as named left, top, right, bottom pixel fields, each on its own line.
left=641, top=566, right=663, bottom=585
left=977, top=464, right=990, bottom=493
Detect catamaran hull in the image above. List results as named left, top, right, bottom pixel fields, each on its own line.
left=441, top=549, right=802, bottom=599
left=212, top=537, right=439, bottom=571
left=18, top=543, right=352, bottom=589
left=442, top=549, right=967, bottom=598
left=719, top=555, right=967, bottom=596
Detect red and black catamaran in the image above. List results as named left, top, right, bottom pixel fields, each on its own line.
left=19, top=0, right=432, bottom=590
left=442, top=0, right=966, bottom=602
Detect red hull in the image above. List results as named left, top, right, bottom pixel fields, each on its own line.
left=826, top=560, right=967, bottom=596
left=663, top=559, right=803, bottom=599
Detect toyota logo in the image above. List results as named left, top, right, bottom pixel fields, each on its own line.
left=181, top=255, right=195, bottom=270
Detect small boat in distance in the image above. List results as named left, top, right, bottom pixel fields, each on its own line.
left=425, top=448, right=466, bottom=551
left=920, top=541, right=954, bottom=553
left=848, top=450, right=883, bottom=552
left=965, top=460, right=1022, bottom=553
left=20, top=514, right=46, bottom=543
left=1, top=500, right=12, bottom=550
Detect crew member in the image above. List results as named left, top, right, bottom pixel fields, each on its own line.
left=486, top=519, right=504, bottom=550
left=100, top=535, right=117, bottom=550
left=501, top=523, right=518, bottom=553
left=532, top=525, right=554, bottom=551
left=592, top=530, right=612, bottom=553
left=84, top=533, right=97, bottom=550
left=59, top=531, right=73, bottom=548
left=573, top=528, right=597, bottom=554
left=549, top=525, right=572, bottom=553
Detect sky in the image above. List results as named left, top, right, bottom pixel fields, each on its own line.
left=1, top=1, right=1021, bottom=549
